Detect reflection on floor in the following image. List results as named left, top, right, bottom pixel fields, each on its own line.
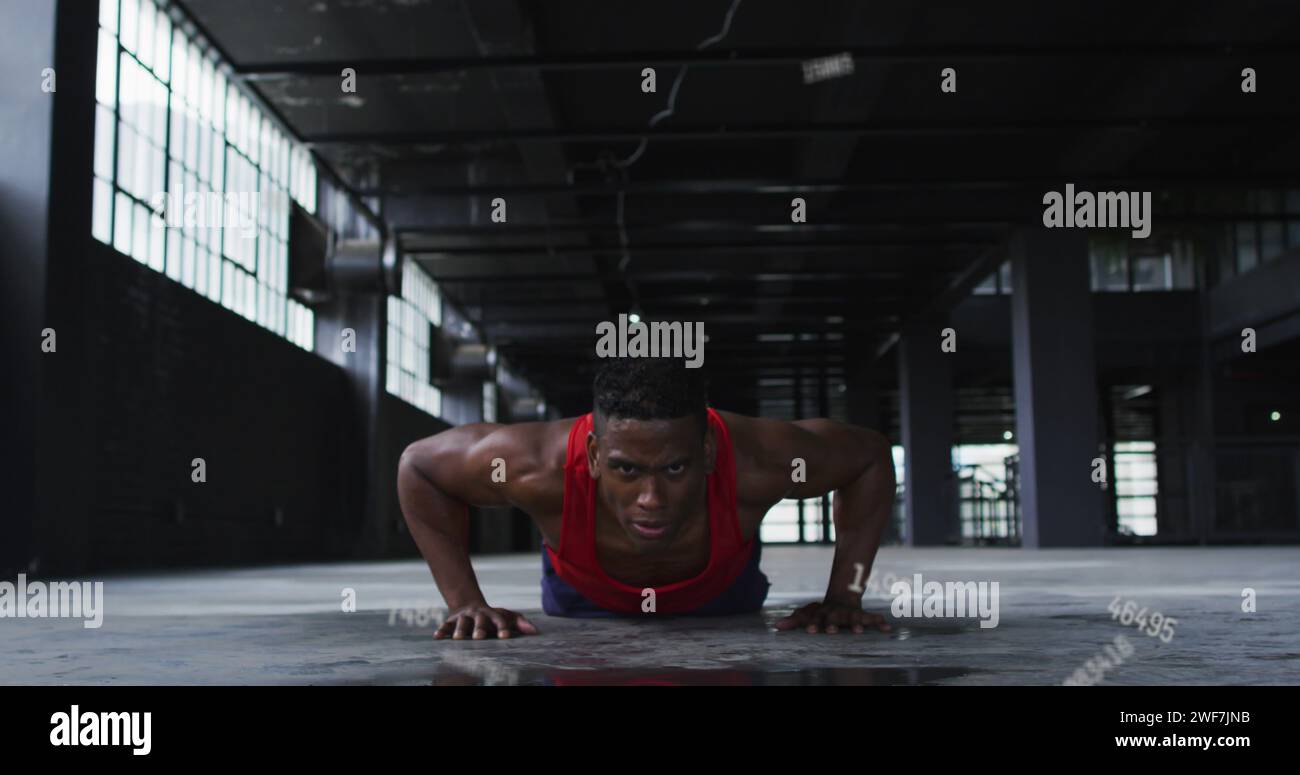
left=4, top=546, right=1298, bottom=685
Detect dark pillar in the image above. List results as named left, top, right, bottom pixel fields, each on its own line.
left=898, top=314, right=957, bottom=545
left=844, top=330, right=882, bottom=429
left=0, top=0, right=58, bottom=575
left=1156, top=375, right=1191, bottom=538
left=316, top=290, right=386, bottom=556
left=1009, top=228, right=1105, bottom=547
left=2, top=3, right=99, bottom=575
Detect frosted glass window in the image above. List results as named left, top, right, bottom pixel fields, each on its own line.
left=207, top=249, right=221, bottom=300
left=96, top=29, right=118, bottom=107
left=182, top=236, right=196, bottom=288
left=94, top=104, right=116, bottom=180
left=93, top=0, right=322, bottom=349
left=114, top=192, right=133, bottom=254
left=92, top=177, right=113, bottom=244
left=100, top=0, right=119, bottom=34
left=166, top=229, right=182, bottom=280
left=152, top=9, right=170, bottom=82
left=120, top=0, right=138, bottom=54
left=137, top=3, right=154, bottom=69
left=131, top=202, right=149, bottom=264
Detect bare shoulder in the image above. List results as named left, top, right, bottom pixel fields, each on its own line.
left=714, top=410, right=802, bottom=509
left=503, top=417, right=576, bottom=514
left=716, top=409, right=890, bottom=510
left=399, top=417, right=577, bottom=514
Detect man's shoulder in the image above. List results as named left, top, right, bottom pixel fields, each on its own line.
left=713, top=410, right=797, bottom=494
left=714, top=409, right=795, bottom=450
left=467, top=416, right=579, bottom=520
left=489, top=416, right=580, bottom=476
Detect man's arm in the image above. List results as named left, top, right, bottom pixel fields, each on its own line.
left=396, top=423, right=549, bottom=639
left=787, top=419, right=896, bottom=609
left=737, top=415, right=896, bottom=633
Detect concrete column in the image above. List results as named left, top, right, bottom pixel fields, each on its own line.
left=898, top=314, right=957, bottom=545
left=2, top=4, right=99, bottom=574
left=844, top=330, right=883, bottom=430
left=1187, top=338, right=1218, bottom=543
left=0, top=0, right=58, bottom=575
left=1009, top=228, right=1105, bottom=547
left=1156, top=374, right=1192, bottom=538
left=316, top=291, right=387, bottom=555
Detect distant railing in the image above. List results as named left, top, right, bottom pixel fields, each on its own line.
left=768, top=439, right=1298, bottom=546
left=958, top=461, right=1020, bottom=545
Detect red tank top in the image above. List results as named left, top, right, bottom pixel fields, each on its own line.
left=543, top=407, right=756, bottom=615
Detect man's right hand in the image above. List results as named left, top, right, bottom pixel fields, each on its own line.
left=434, top=604, right=540, bottom=640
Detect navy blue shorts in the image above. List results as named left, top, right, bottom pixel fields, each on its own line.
left=540, top=541, right=770, bottom=618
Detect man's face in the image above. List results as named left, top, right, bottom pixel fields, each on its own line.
left=587, top=413, right=714, bottom=554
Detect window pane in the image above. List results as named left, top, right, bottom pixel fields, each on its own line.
left=132, top=131, right=149, bottom=199
left=132, top=201, right=149, bottom=264
left=153, top=8, right=170, bottom=82
left=151, top=145, right=165, bottom=203
left=198, top=120, right=210, bottom=182
left=171, top=28, right=186, bottom=96
left=1091, top=242, right=1128, bottom=291
left=206, top=210, right=222, bottom=252
left=184, top=102, right=198, bottom=168
left=94, top=104, right=116, bottom=180
left=114, top=191, right=132, bottom=253
left=119, top=0, right=137, bottom=54
left=1170, top=241, right=1196, bottom=289
left=166, top=227, right=182, bottom=280
left=100, top=0, right=119, bottom=34
left=222, top=260, right=235, bottom=309
left=96, top=28, right=117, bottom=106
left=1260, top=221, right=1285, bottom=263
left=1131, top=254, right=1169, bottom=292
left=189, top=247, right=205, bottom=295
left=249, top=111, right=260, bottom=164
left=1236, top=223, right=1259, bottom=274
left=182, top=235, right=196, bottom=288
left=199, top=58, right=213, bottom=122
left=151, top=76, right=167, bottom=144
left=149, top=207, right=166, bottom=272
left=187, top=45, right=201, bottom=113
left=212, top=73, right=226, bottom=134
left=92, top=177, right=113, bottom=243
left=115, top=123, right=135, bottom=196
left=137, top=0, right=154, bottom=69
left=117, top=52, right=136, bottom=129
left=208, top=249, right=222, bottom=301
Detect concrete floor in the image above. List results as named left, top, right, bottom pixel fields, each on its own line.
left=3, top=546, right=1298, bottom=685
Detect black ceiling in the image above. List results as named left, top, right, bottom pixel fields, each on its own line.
left=176, top=0, right=1300, bottom=416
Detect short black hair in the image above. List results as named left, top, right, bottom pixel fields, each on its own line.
left=592, top=357, right=708, bottom=435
